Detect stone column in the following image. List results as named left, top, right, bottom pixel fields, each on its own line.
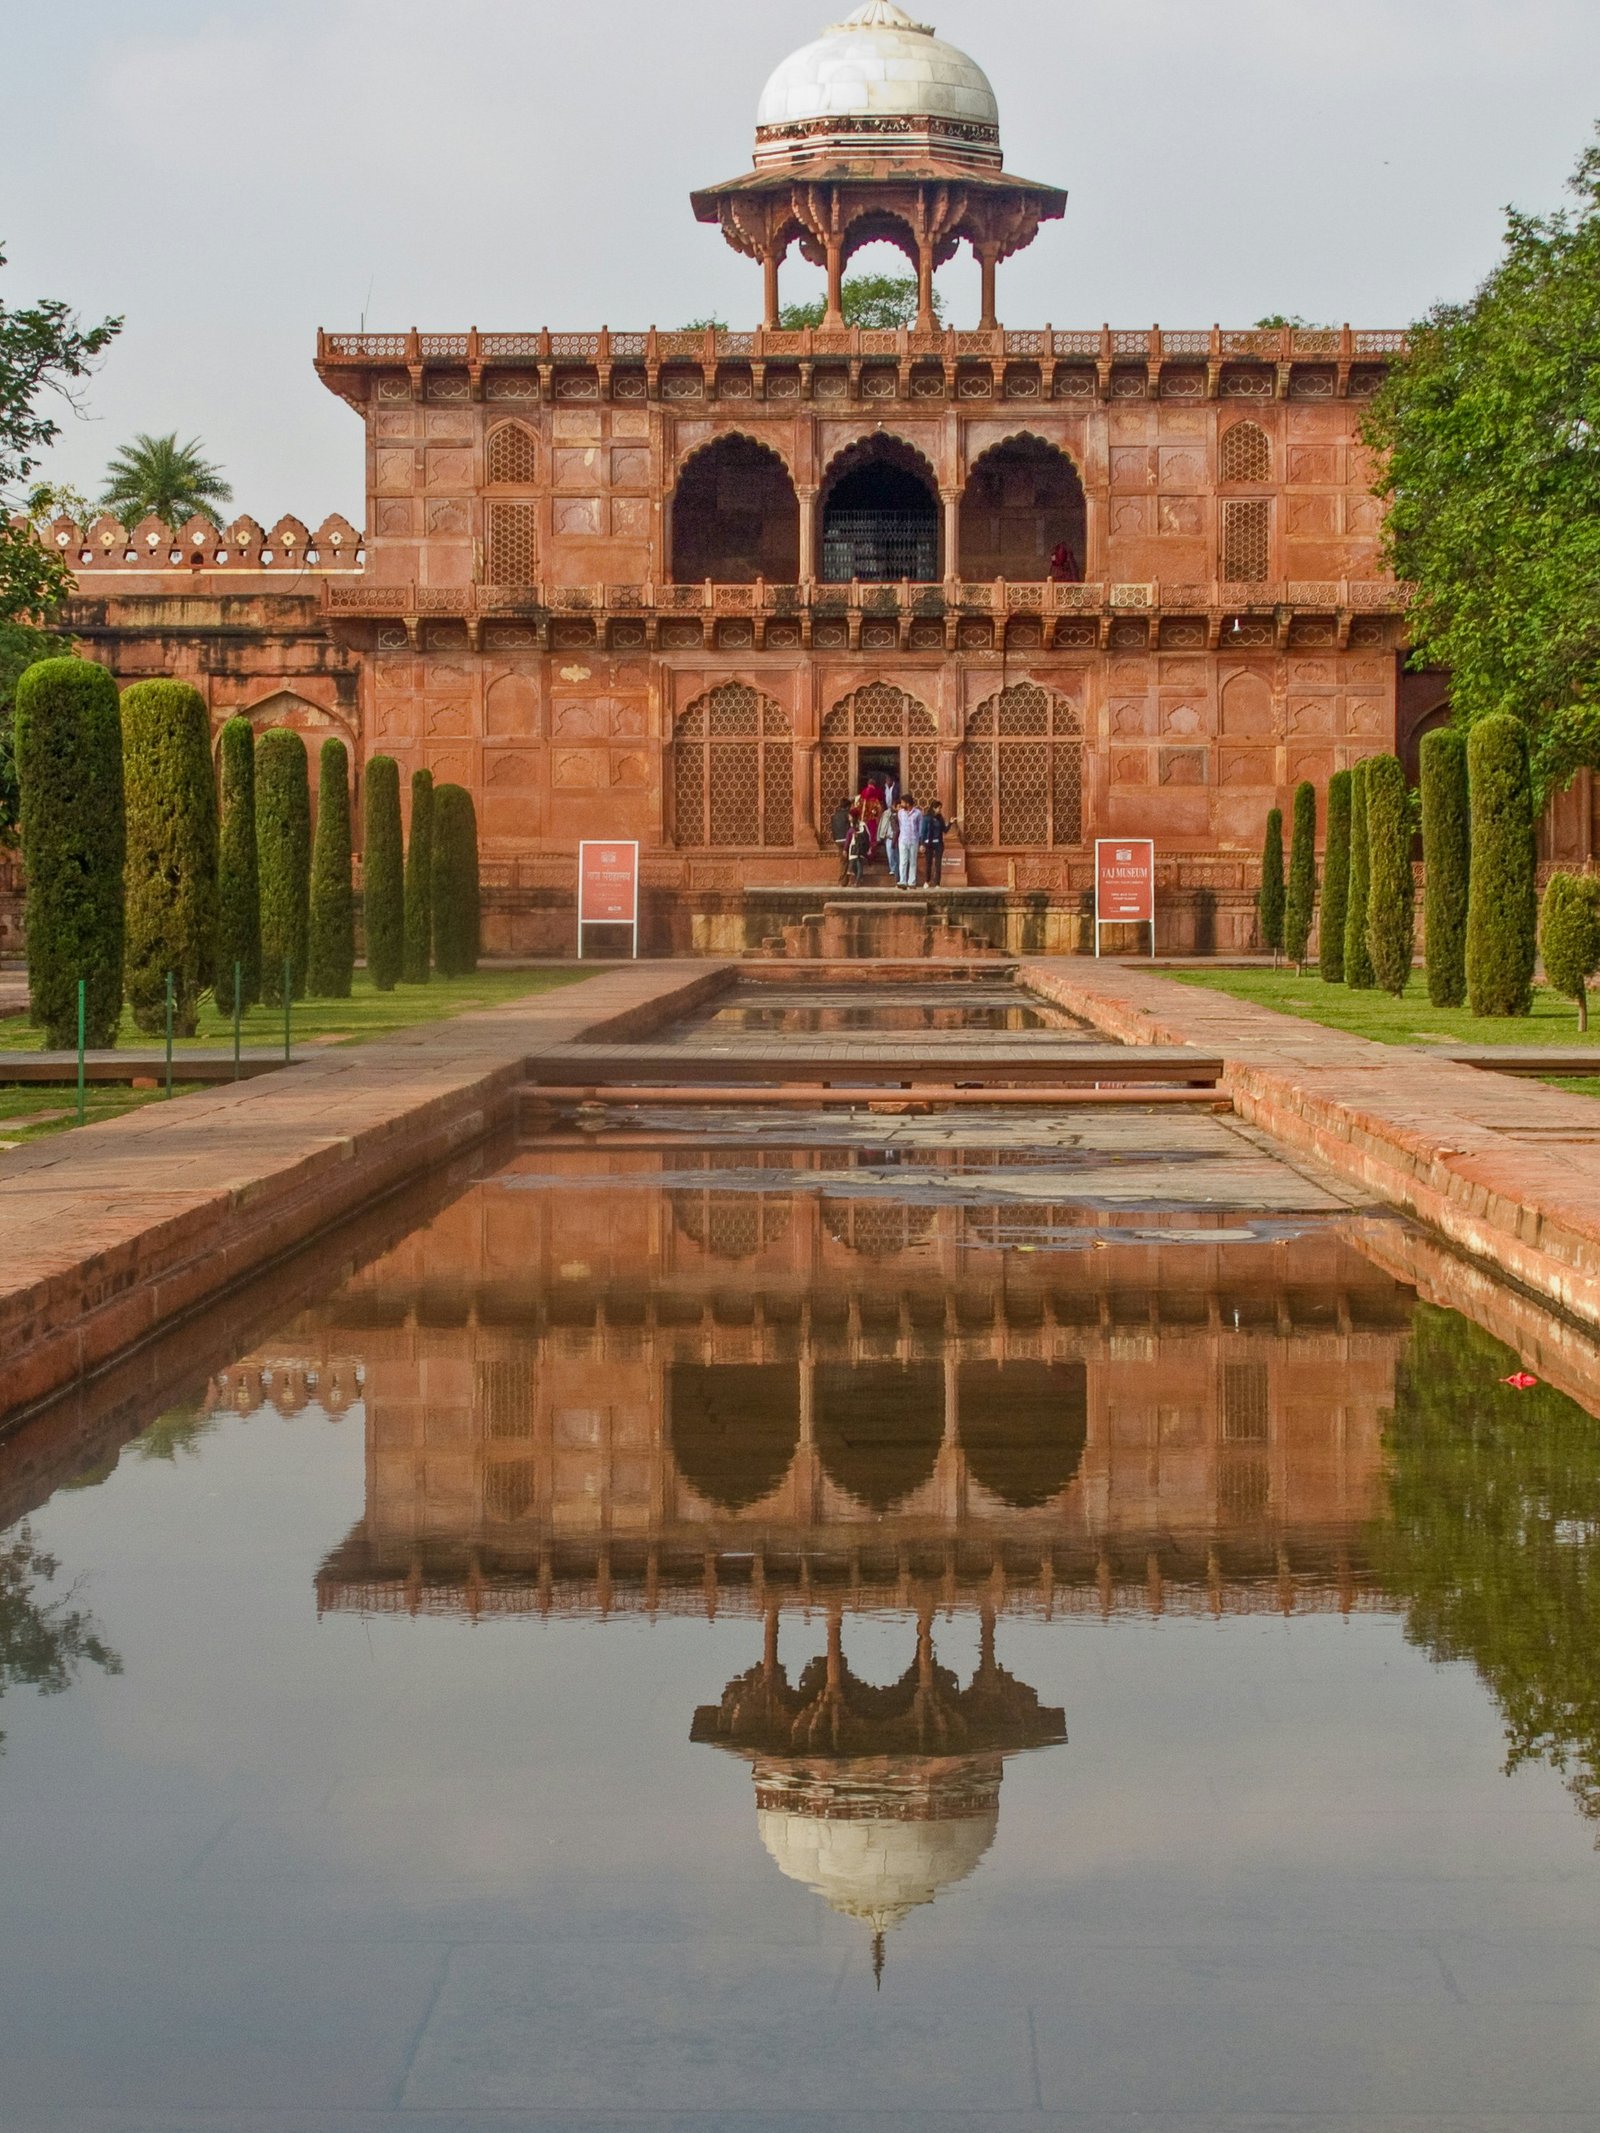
left=941, top=488, right=960, bottom=585
left=825, top=238, right=845, bottom=329
left=798, top=486, right=818, bottom=586
left=915, top=236, right=936, bottom=332
left=977, top=247, right=999, bottom=332
left=763, top=251, right=780, bottom=331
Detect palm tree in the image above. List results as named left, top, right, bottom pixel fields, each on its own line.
left=100, top=432, right=233, bottom=527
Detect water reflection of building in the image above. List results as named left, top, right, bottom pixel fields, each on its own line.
left=693, top=1603, right=1064, bottom=1977
left=300, top=1155, right=1413, bottom=1620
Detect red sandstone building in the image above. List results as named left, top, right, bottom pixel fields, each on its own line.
left=50, top=2, right=1585, bottom=954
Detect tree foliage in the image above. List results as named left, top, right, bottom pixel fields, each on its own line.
left=1364, top=752, right=1415, bottom=995
left=431, top=782, right=480, bottom=977
left=1320, top=768, right=1352, bottom=983
left=362, top=753, right=404, bottom=992
left=256, top=728, right=310, bottom=1005
left=403, top=767, right=434, bottom=984
left=1343, top=759, right=1375, bottom=988
left=306, top=737, right=354, bottom=999
left=1365, top=135, right=1600, bottom=797
left=121, top=680, right=218, bottom=1036
left=778, top=274, right=943, bottom=331
left=1257, top=806, right=1284, bottom=957
left=217, top=717, right=261, bottom=1009
left=1284, top=781, right=1317, bottom=971
left=99, top=431, right=232, bottom=528
left=1420, top=726, right=1470, bottom=1007
left=0, top=1521, right=121, bottom=1756
left=1466, top=712, right=1538, bottom=1016
left=1377, top=1302, right=1600, bottom=1826
left=14, top=656, right=125, bottom=1045
left=1538, top=871, right=1600, bottom=1030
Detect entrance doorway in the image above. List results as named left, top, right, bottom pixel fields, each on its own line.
left=857, top=747, right=901, bottom=799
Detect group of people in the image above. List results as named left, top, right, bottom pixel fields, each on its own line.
left=830, top=778, right=948, bottom=889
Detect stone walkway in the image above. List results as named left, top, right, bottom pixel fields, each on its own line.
left=1024, top=957, right=1600, bottom=1332
left=0, top=962, right=727, bottom=1422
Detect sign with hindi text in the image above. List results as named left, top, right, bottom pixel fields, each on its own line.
left=578, top=841, right=639, bottom=957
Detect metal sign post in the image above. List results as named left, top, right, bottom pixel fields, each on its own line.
left=1094, top=838, right=1156, bottom=958
left=577, top=841, right=640, bottom=960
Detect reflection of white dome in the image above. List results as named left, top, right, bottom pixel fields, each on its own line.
left=754, top=4, right=1002, bottom=169
left=758, top=1803, right=997, bottom=1931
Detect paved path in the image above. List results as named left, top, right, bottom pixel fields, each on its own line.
left=0, top=962, right=728, bottom=1422
left=1023, top=957, right=1600, bottom=1332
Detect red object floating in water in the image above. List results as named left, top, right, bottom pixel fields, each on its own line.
left=1503, top=1372, right=1539, bottom=1390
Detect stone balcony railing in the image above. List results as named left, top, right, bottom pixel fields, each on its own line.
left=328, top=576, right=1410, bottom=651
left=315, top=324, right=1405, bottom=406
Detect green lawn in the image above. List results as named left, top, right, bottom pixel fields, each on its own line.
left=0, top=1082, right=211, bottom=1145
left=1169, top=965, right=1598, bottom=1047
left=0, top=966, right=593, bottom=1055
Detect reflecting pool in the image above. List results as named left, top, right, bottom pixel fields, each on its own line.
left=4, top=1128, right=1600, bottom=2129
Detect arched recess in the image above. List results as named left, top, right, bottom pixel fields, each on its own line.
left=670, top=433, right=798, bottom=583
left=960, top=683, right=1083, bottom=848
left=485, top=421, right=538, bottom=486
left=817, top=682, right=938, bottom=818
left=959, top=435, right=1086, bottom=582
left=818, top=435, right=940, bottom=583
left=672, top=681, right=794, bottom=848
left=958, top=1361, right=1088, bottom=1509
left=1219, top=421, right=1271, bottom=484
left=814, top=1361, right=943, bottom=1512
left=669, top=1362, right=800, bottom=1512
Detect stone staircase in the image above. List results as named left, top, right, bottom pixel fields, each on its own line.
left=750, top=895, right=1008, bottom=961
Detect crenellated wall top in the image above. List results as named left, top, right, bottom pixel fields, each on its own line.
left=29, top=510, right=365, bottom=574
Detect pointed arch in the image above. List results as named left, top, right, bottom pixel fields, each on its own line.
left=672, top=681, right=793, bottom=848
left=959, top=432, right=1086, bottom=582
left=817, top=682, right=938, bottom=818
left=670, top=432, right=798, bottom=583
left=1219, top=420, right=1271, bottom=484
left=961, top=682, right=1083, bottom=848
left=485, top=421, right=538, bottom=485
left=818, top=433, right=941, bottom=582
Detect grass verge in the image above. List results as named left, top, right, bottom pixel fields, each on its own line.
left=1169, top=966, right=1599, bottom=1048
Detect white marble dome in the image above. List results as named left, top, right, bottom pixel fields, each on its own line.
left=754, top=3, right=1001, bottom=167
left=757, top=1800, right=998, bottom=1933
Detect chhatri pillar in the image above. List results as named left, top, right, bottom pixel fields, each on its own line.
left=690, top=2, right=1066, bottom=331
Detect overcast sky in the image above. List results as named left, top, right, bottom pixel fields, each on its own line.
left=7, top=0, right=1598, bottom=527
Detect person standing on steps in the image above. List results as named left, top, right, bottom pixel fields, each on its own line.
left=829, top=795, right=853, bottom=885
left=895, top=793, right=924, bottom=888
left=846, top=811, right=872, bottom=886
left=921, top=799, right=947, bottom=887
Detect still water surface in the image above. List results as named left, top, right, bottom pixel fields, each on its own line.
left=3, top=1128, right=1600, bottom=2129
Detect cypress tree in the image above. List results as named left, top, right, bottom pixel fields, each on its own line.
left=306, top=737, right=355, bottom=999
left=1284, top=780, right=1317, bottom=972
left=362, top=753, right=404, bottom=992
left=1364, top=752, right=1415, bottom=996
left=1538, top=872, right=1600, bottom=1032
left=13, top=656, right=125, bottom=1047
left=1420, top=725, right=1470, bottom=1008
left=121, top=679, right=219, bottom=1037
left=217, top=716, right=261, bottom=1009
left=1466, top=713, right=1538, bottom=1017
left=1320, top=768, right=1352, bottom=983
left=1257, top=806, right=1285, bottom=961
left=403, top=767, right=434, bottom=983
left=256, top=728, right=311, bottom=1005
left=1344, top=759, right=1375, bottom=989
left=432, top=782, right=481, bottom=977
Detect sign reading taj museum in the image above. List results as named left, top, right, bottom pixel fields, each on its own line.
left=51, top=1, right=1448, bottom=956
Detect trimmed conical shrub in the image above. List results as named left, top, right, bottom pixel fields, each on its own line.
left=362, top=754, right=404, bottom=992
left=1538, top=872, right=1600, bottom=1032
left=256, top=728, right=310, bottom=1005
left=13, top=656, right=126, bottom=1046
left=403, top=767, right=434, bottom=984
left=1364, top=752, right=1415, bottom=996
left=1420, top=726, right=1469, bottom=1009
left=1320, top=769, right=1352, bottom=983
left=121, top=679, right=219, bottom=1036
left=1344, top=759, right=1375, bottom=989
left=217, top=716, right=261, bottom=1010
left=1284, top=781, right=1317, bottom=972
left=307, top=737, right=354, bottom=999
left=1257, top=806, right=1284, bottom=960
left=432, top=782, right=481, bottom=977
left=1466, top=713, right=1537, bottom=1018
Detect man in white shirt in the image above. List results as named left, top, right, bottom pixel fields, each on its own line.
left=894, top=795, right=924, bottom=887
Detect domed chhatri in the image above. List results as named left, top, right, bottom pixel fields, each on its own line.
left=754, top=2, right=1002, bottom=171
left=692, top=2, right=1065, bottom=329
